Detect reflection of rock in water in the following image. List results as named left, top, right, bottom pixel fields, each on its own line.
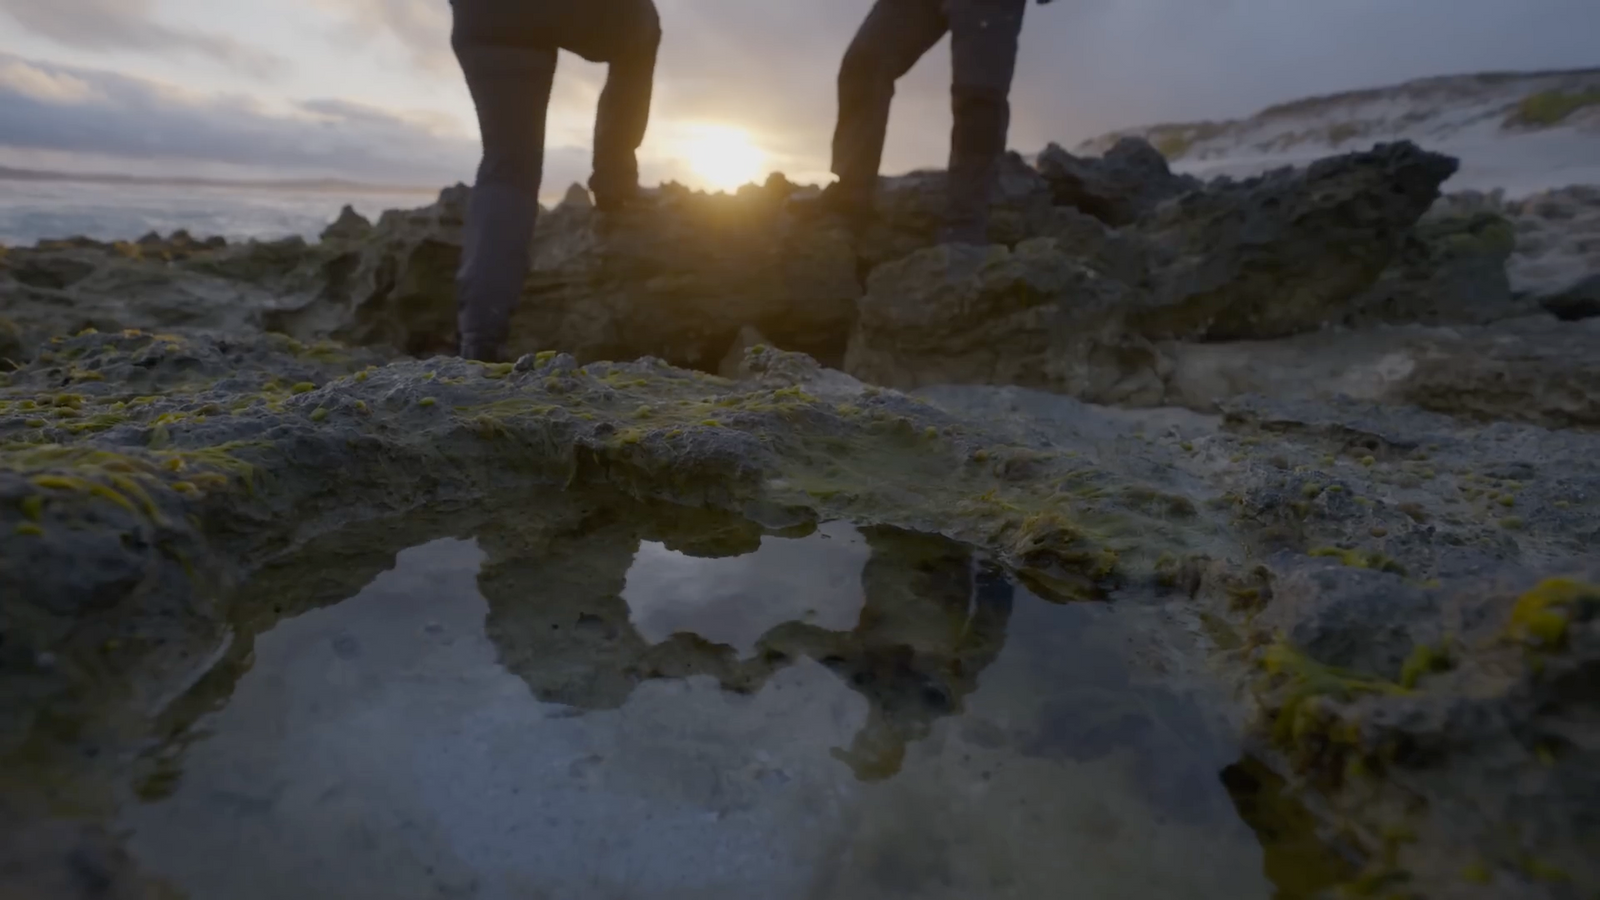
left=478, top=512, right=1013, bottom=782
left=757, top=526, right=1013, bottom=782
left=1220, top=757, right=1358, bottom=897
left=477, top=503, right=769, bottom=710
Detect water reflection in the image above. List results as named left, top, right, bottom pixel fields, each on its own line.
left=112, top=506, right=1274, bottom=900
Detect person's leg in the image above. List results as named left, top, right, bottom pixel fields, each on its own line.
left=830, top=0, right=949, bottom=209
left=944, top=0, right=1027, bottom=245
left=555, top=0, right=662, bottom=209
left=450, top=2, right=559, bottom=361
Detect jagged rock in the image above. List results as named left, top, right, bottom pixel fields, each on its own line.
left=1034, top=136, right=1201, bottom=226
left=848, top=142, right=1464, bottom=395
left=319, top=204, right=373, bottom=243
left=557, top=182, right=593, bottom=210
left=0, top=238, right=290, bottom=366
left=260, top=187, right=467, bottom=356
left=1133, top=142, right=1459, bottom=340
left=1542, top=272, right=1600, bottom=321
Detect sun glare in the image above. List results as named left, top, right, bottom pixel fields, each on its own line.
left=677, top=124, right=767, bottom=193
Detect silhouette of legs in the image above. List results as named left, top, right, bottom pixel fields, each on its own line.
left=449, top=0, right=661, bottom=360
left=830, top=0, right=1027, bottom=243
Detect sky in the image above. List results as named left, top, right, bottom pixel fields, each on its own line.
left=0, top=0, right=1596, bottom=200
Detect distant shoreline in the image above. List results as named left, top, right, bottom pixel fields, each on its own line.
left=0, top=166, right=440, bottom=196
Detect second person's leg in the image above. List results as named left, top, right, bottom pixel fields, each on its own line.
left=831, top=0, right=949, bottom=209
left=558, top=0, right=662, bottom=209
left=945, top=0, right=1026, bottom=245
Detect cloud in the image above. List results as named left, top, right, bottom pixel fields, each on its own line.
left=304, top=0, right=453, bottom=72
left=0, top=58, right=99, bottom=104
left=0, top=53, right=498, bottom=185
left=4, top=0, right=1597, bottom=193
left=0, top=0, right=284, bottom=78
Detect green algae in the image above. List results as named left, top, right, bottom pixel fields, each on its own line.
left=1221, top=757, right=1360, bottom=898
left=1505, top=578, right=1600, bottom=650
left=1398, top=642, right=1453, bottom=690
left=1258, top=640, right=1406, bottom=764
left=2, top=443, right=262, bottom=520
left=1309, top=547, right=1407, bottom=576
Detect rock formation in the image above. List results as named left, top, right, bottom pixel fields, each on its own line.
left=2, top=135, right=1600, bottom=899
left=1034, top=136, right=1202, bottom=226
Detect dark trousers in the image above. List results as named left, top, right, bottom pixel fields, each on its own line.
left=449, top=0, right=661, bottom=356
left=833, top=0, right=1026, bottom=240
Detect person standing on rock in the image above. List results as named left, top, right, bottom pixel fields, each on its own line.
left=796, top=0, right=1051, bottom=246
left=449, top=0, right=662, bottom=362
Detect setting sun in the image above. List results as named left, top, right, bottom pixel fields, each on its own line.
left=675, top=123, right=768, bottom=193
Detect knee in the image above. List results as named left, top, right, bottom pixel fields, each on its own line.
left=633, top=2, right=662, bottom=53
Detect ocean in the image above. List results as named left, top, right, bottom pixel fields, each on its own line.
left=0, top=180, right=442, bottom=247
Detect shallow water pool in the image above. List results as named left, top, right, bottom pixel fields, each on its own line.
left=105, top=512, right=1296, bottom=899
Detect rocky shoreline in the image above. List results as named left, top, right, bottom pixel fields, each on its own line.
left=2, top=138, right=1598, bottom=898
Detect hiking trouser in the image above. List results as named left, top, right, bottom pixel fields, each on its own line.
left=832, top=0, right=1026, bottom=242
left=449, top=0, right=661, bottom=356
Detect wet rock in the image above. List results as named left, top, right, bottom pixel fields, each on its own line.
left=2, top=327, right=1599, bottom=899
left=1034, top=136, right=1201, bottom=226
left=0, top=331, right=1168, bottom=771
left=1252, top=560, right=1443, bottom=682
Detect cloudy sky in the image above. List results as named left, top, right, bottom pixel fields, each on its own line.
left=1, top=0, right=1596, bottom=199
